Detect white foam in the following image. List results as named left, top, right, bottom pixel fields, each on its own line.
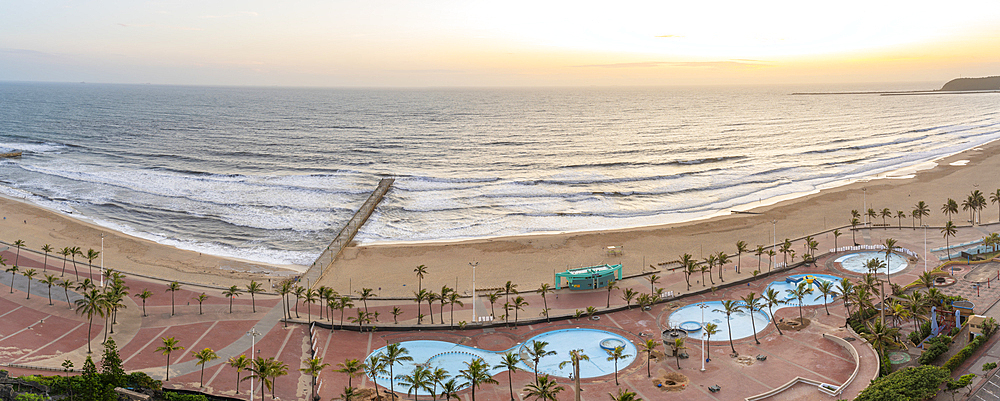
left=950, top=160, right=970, bottom=166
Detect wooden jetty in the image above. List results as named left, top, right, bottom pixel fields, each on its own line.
left=0, top=151, right=22, bottom=159
left=303, top=178, right=394, bottom=287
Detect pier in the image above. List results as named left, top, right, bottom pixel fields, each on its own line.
left=304, top=178, right=394, bottom=287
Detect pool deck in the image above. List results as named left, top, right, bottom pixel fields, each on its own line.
left=2, top=222, right=1000, bottom=400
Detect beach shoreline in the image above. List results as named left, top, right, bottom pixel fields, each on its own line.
left=319, top=138, right=1000, bottom=297
left=1, top=138, right=998, bottom=293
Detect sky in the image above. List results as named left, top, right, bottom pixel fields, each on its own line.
left=2, top=0, right=1000, bottom=87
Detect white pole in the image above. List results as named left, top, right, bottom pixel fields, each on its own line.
left=863, top=187, right=867, bottom=226
left=923, top=225, right=928, bottom=273
left=100, top=233, right=104, bottom=287
left=247, top=328, right=261, bottom=400
left=700, top=303, right=707, bottom=371
left=470, top=262, right=478, bottom=323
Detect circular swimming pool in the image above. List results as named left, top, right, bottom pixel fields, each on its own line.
left=667, top=274, right=843, bottom=341
left=366, top=328, right=636, bottom=395
left=836, top=251, right=908, bottom=274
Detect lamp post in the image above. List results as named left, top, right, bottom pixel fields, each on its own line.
left=923, top=224, right=928, bottom=273
left=470, top=261, right=478, bottom=323
left=700, top=303, right=708, bottom=371
left=100, top=233, right=104, bottom=287
left=246, top=328, right=261, bottom=400
left=771, top=220, right=777, bottom=250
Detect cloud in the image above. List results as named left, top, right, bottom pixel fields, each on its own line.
left=575, top=60, right=770, bottom=69
left=655, top=35, right=683, bottom=38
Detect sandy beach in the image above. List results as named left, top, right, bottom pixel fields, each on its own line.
left=2, top=139, right=998, bottom=295
left=318, top=139, right=1000, bottom=297
left=0, top=195, right=301, bottom=290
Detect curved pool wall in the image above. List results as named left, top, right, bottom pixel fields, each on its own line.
left=366, top=328, right=637, bottom=395
left=667, top=274, right=843, bottom=341
left=836, top=252, right=908, bottom=275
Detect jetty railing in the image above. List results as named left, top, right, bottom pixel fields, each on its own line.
left=304, top=178, right=394, bottom=287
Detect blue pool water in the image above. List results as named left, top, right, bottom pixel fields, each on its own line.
left=836, top=252, right=908, bottom=274
left=366, top=328, right=636, bottom=395
left=668, top=274, right=843, bottom=341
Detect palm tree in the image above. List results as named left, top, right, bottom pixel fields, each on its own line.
left=335, top=295, right=353, bottom=327
left=523, top=375, right=565, bottom=401
left=458, top=357, right=498, bottom=401
left=646, top=273, right=660, bottom=294
left=861, top=319, right=901, bottom=356
left=448, top=291, right=463, bottom=325
left=605, top=280, right=618, bottom=307
left=503, top=280, right=518, bottom=312
left=246, top=280, right=263, bottom=313
left=349, top=308, right=369, bottom=331
left=605, top=346, right=630, bottom=385
left=717, top=251, right=730, bottom=281
left=135, top=289, right=153, bottom=317
left=277, top=281, right=293, bottom=320
left=193, top=348, right=219, bottom=387
left=357, top=287, right=375, bottom=317
left=334, top=358, right=363, bottom=389
left=22, top=268, right=36, bottom=299
left=754, top=245, right=765, bottom=273
left=438, top=378, right=460, bottom=400
left=40, top=274, right=58, bottom=305
left=701, top=254, right=716, bottom=285
left=714, top=300, right=741, bottom=354
left=901, top=291, right=929, bottom=332
left=364, top=354, right=387, bottom=391
left=6, top=264, right=18, bottom=294
left=414, top=264, right=428, bottom=295
left=867, top=207, right=877, bottom=226
left=430, top=366, right=450, bottom=400
left=69, top=246, right=83, bottom=278
left=58, top=280, right=73, bottom=307
left=850, top=218, right=860, bottom=245
left=735, top=240, right=748, bottom=274
left=195, top=293, right=208, bottom=315
left=155, top=337, right=184, bottom=381
left=622, top=288, right=638, bottom=309
left=40, top=244, right=53, bottom=272
left=438, top=285, right=451, bottom=322
left=243, top=356, right=270, bottom=401
left=538, top=283, right=552, bottom=322
left=703, top=322, right=719, bottom=361
left=487, top=290, right=502, bottom=319
left=883, top=237, right=898, bottom=288
left=836, top=278, right=855, bottom=325
left=766, top=249, right=776, bottom=273
left=526, top=340, right=556, bottom=383
left=991, top=189, right=1000, bottom=222
left=512, top=295, right=529, bottom=326
left=166, top=281, right=181, bottom=316
left=85, top=248, right=100, bottom=281
left=786, top=282, right=810, bottom=323
left=228, top=354, right=250, bottom=394
left=679, top=253, right=695, bottom=290
left=814, top=280, right=836, bottom=315
left=382, top=343, right=413, bottom=397
left=896, top=210, right=906, bottom=229
left=13, top=239, right=25, bottom=266
left=640, top=339, right=659, bottom=377
left=414, top=289, right=429, bottom=324
left=391, top=306, right=403, bottom=324
left=494, top=351, right=521, bottom=401
left=740, top=292, right=762, bottom=345
left=833, top=229, right=842, bottom=250
left=558, top=350, right=589, bottom=401
left=304, top=288, right=319, bottom=323
left=915, top=200, right=930, bottom=226
left=943, top=198, right=958, bottom=221
left=879, top=207, right=891, bottom=228
left=223, top=285, right=241, bottom=313
left=400, top=365, right=432, bottom=401
left=942, top=221, right=958, bottom=259
left=58, top=247, right=71, bottom=277
left=608, top=388, right=642, bottom=401
left=425, top=291, right=438, bottom=324
left=75, top=288, right=106, bottom=353
left=779, top=239, right=793, bottom=267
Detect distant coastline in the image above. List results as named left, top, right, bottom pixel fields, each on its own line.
left=792, top=75, right=1000, bottom=95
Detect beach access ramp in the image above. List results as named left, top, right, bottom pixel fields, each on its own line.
left=302, top=178, right=394, bottom=287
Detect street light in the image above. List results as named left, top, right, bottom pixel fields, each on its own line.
left=100, top=233, right=105, bottom=287
left=246, top=328, right=262, bottom=400
left=923, top=224, right=929, bottom=273
left=470, top=261, right=478, bottom=323
left=700, top=303, right=709, bottom=371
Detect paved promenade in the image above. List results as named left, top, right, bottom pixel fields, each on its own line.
left=2, top=222, right=997, bottom=400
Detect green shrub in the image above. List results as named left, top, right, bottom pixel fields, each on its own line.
left=163, top=392, right=208, bottom=401
left=943, top=335, right=988, bottom=372
left=917, top=335, right=951, bottom=365
left=855, top=365, right=950, bottom=401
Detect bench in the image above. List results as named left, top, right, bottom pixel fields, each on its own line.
left=709, top=385, right=721, bottom=393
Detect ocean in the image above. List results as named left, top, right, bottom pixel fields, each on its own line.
left=1, top=82, right=998, bottom=268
